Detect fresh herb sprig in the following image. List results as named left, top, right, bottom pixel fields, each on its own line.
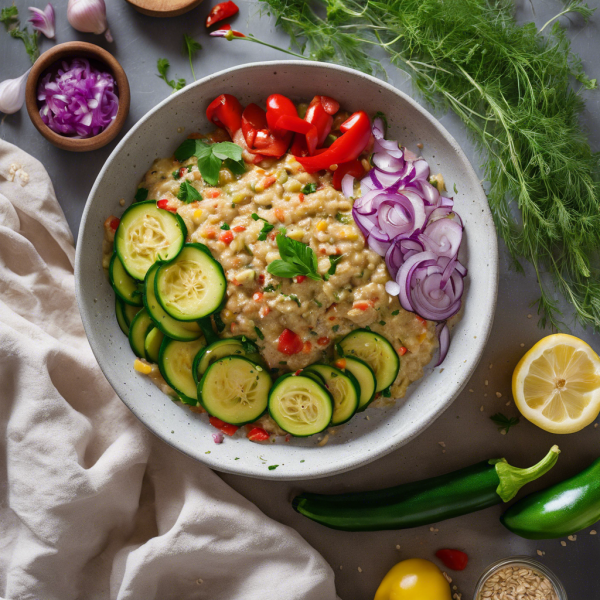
left=259, top=0, right=600, bottom=333
left=157, top=58, right=186, bottom=92
left=268, top=233, right=321, bottom=281
left=182, top=33, right=202, bottom=81
left=177, top=180, right=202, bottom=203
left=175, top=139, right=245, bottom=186
left=490, top=413, right=520, bottom=434
left=1, top=6, right=39, bottom=63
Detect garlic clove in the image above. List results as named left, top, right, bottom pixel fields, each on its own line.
left=67, top=0, right=112, bottom=42
left=28, top=4, right=55, bottom=39
left=0, top=69, right=32, bottom=115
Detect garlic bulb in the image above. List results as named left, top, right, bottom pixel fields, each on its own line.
left=28, top=4, right=55, bottom=39
left=67, top=0, right=113, bottom=43
left=0, top=69, right=31, bottom=115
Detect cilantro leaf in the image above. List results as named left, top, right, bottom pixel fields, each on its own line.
left=172, top=170, right=181, bottom=180
left=177, top=180, right=202, bottom=203
left=220, top=223, right=230, bottom=230
left=174, top=138, right=202, bottom=162
left=301, top=182, right=317, bottom=194
left=267, top=234, right=321, bottom=281
left=225, top=158, right=247, bottom=176
left=327, top=254, right=344, bottom=277
left=212, top=141, right=243, bottom=162
left=134, top=188, right=149, bottom=203
left=0, top=6, right=18, bottom=30
left=268, top=465, right=279, bottom=470
left=174, top=139, right=244, bottom=186
left=157, top=58, right=186, bottom=92
left=381, top=386, right=392, bottom=398
left=197, top=151, right=222, bottom=186
left=182, top=33, right=202, bottom=80
left=258, top=221, right=275, bottom=241
left=490, top=413, right=520, bottom=434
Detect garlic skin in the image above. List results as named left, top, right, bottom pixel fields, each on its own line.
left=28, top=4, right=55, bottom=39
left=0, top=70, right=32, bottom=115
left=67, top=0, right=113, bottom=43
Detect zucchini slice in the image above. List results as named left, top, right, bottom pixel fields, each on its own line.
left=115, top=200, right=187, bottom=280
left=268, top=374, right=333, bottom=437
left=144, top=263, right=202, bottom=341
left=155, top=244, right=226, bottom=321
left=198, top=356, right=271, bottom=424
left=144, top=327, right=164, bottom=363
left=129, top=308, right=154, bottom=358
left=109, top=253, right=143, bottom=306
left=192, top=337, right=261, bottom=384
left=338, top=329, right=400, bottom=392
left=123, top=303, right=142, bottom=327
left=342, top=357, right=377, bottom=411
left=115, top=296, right=129, bottom=335
left=304, top=364, right=359, bottom=425
left=159, top=337, right=206, bottom=404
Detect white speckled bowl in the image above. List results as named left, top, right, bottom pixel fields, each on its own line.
left=75, top=61, right=498, bottom=480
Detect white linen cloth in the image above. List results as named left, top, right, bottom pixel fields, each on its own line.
left=0, top=140, right=338, bottom=600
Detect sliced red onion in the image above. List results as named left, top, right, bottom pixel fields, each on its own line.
left=37, top=58, right=118, bottom=138
left=435, top=323, right=450, bottom=366
left=341, top=173, right=355, bottom=198
left=419, top=217, right=463, bottom=258
left=372, top=152, right=404, bottom=173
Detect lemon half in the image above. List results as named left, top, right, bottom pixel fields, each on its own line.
left=513, top=334, right=600, bottom=434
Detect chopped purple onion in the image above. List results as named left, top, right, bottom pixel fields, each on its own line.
left=37, top=58, right=119, bottom=138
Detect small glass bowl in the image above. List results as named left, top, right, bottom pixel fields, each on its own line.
left=473, top=556, right=567, bottom=600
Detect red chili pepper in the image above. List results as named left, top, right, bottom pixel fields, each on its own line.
left=109, top=217, right=120, bottom=231
left=295, top=111, right=371, bottom=172
left=353, top=301, right=372, bottom=311
left=317, top=336, right=330, bottom=346
left=247, top=427, right=270, bottom=441
left=209, top=416, right=239, bottom=436
left=206, top=94, right=243, bottom=138
left=217, top=23, right=245, bottom=37
left=295, top=275, right=307, bottom=283
left=232, top=225, right=246, bottom=232
left=241, top=103, right=292, bottom=158
left=278, top=329, right=304, bottom=355
left=332, top=158, right=366, bottom=190
left=157, top=199, right=177, bottom=212
left=219, top=230, right=234, bottom=244
left=205, top=0, right=239, bottom=28
left=435, top=549, right=468, bottom=571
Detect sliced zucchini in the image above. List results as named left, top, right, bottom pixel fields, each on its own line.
left=342, top=357, right=377, bottom=411
left=302, top=370, right=327, bottom=386
left=338, top=329, right=400, bottom=392
left=109, top=253, right=143, bottom=306
left=193, top=337, right=261, bottom=384
left=268, top=374, right=333, bottom=437
left=155, top=244, right=226, bottom=321
left=304, top=364, right=359, bottom=425
left=144, top=327, right=164, bottom=363
left=129, top=308, right=154, bottom=358
left=144, top=263, right=202, bottom=341
left=198, top=356, right=271, bottom=424
left=159, top=337, right=206, bottom=404
left=115, top=296, right=129, bottom=335
left=123, top=303, right=142, bottom=327
left=115, top=200, right=187, bottom=280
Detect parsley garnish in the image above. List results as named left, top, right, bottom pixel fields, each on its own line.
left=335, top=212, right=351, bottom=224
left=182, top=33, right=202, bottom=80
left=220, top=223, right=230, bottom=230
left=392, top=310, right=400, bottom=316
left=379, top=320, right=386, bottom=326
left=134, top=188, right=149, bottom=203
left=267, top=233, right=321, bottom=281
left=282, top=294, right=301, bottom=307
left=490, top=413, right=520, bottom=434
left=174, top=139, right=245, bottom=187
left=259, top=222, right=274, bottom=240
left=172, top=170, right=181, bottom=180
left=453, top=182, right=458, bottom=194
left=381, top=386, right=392, bottom=398
left=325, top=254, right=344, bottom=279
left=263, top=284, right=277, bottom=293
left=240, top=336, right=259, bottom=355
left=268, top=465, right=279, bottom=470
left=313, top=299, right=323, bottom=307
left=1, top=6, right=39, bottom=64
left=301, top=183, right=317, bottom=194
left=177, top=180, right=202, bottom=203
left=332, top=324, right=339, bottom=332
left=157, top=58, right=186, bottom=92
left=254, top=326, right=265, bottom=340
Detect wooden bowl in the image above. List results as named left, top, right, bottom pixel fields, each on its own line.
left=25, top=42, right=130, bottom=152
left=125, top=0, right=204, bottom=17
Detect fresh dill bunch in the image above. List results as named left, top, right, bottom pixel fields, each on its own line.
left=260, top=0, right=600, bottom=332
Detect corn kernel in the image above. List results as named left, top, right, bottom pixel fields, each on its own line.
left=232, top=191, right=250, bottom=204
left=317, top=220, right=328, bottom=232
left=284, top=179, right=302, bottom=193
left=193, top=209, right=203, bottom=220
left=134, top=359, right=152, bottom=374
left=254, top=184, right=265, bottom=193
left=417, top=332, right=427, bottom=344
left=276, top=169, right=288, bottom=184
left=222, top=309, right=234, bottom=321
left=287, top=228, right=305, bottom=241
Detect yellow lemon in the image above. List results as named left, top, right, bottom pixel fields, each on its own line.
left=374, top=558, right=451, bottom=600
left=512, top=334, right=600, bottom=434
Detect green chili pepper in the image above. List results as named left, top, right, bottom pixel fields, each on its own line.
left=292, top=446, right=559, bottom=531
left=501, top=454, right=600, bottom=539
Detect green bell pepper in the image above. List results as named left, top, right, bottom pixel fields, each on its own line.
left=292, top=446, right=560, bottom=531
left=501, top=454, right=600, bottom=539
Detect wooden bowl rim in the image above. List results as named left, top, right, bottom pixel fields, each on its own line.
left=25, top=41, right=130, bottom=152
left=125, top=0, right=204, bottom=17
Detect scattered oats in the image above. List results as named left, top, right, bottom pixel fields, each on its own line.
left=480, top=405, right=484, bottom=411
left=429, top=526, right=439, bottom=532
left=591, top=530, right=597, bottom=535
left=438, top=441, right=446, bottom=448
left=561, top=541, right=567, bottom=546
left=506, top=401, right=511, bottom=407
left=485, top=380, right=489, bottom=386
left=177, top=126, right=185, bottom=133
left=500, top=429, right=507, bottom=435
left=480, top=565, right=557, bottom=600
left=527, top=314, right=532, bottom=319
left=595, top=423, right=598, bottom=428
left=469, top=389, right=474, bottom=393
left=417, top=142, right=424, bottom=149
left=568, top=535, right=577, bottom=541
left=440, top=368, right=445, bottom=373
left=365, top=415, right=370, bottom=421
left=537, top=549, right=544, bottom=556
left=195, top=578, right=203, bottom=585
left=358, top=567, right=362, bottom=573
left=496, top=392, right=502, bottom=398
left=520, top=343, right=525, bottom=347
left=442, top=572, right=452, bottom=584
left=453, top=585, right=458, bottom=591
left=395, top=544, right=401, bottom=550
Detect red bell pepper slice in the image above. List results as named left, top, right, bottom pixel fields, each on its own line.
left=289, top=95, right=337, bottom=156
left=276, top=115, right=318, bottom=155
left=435, top=549, right=469, bottom=571
left=206, top=1, right=239, bottom=28
left=332, top=158, right=366, bottom=190
left=277, top=328, right=304, bottom=355
left=209, top=416, right=239, bottom=436
left=295, top=111, right=371, bottom=172
left=320, top=95, right=340, bottom=115
left=247, top=427, right=270, bottom=441
left=206, top=94, right=243, bottom=138
left=265, top=94, right=297, bottom=131
left=241, top=103, right=292, bottom=158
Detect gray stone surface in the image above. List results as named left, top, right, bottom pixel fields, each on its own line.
left=2, top=0, right=599, bottom=598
